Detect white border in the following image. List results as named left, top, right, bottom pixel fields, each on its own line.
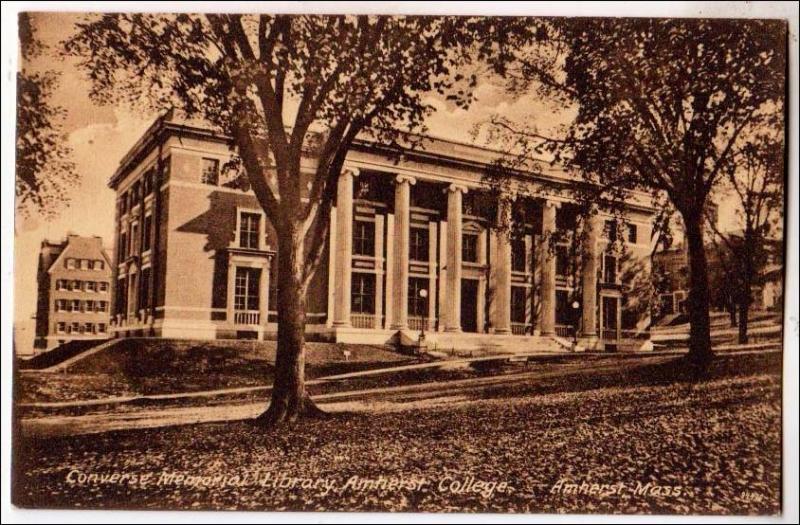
left=2, top=2, right=798, bottom=524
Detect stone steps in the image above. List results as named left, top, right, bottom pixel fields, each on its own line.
left=409, top=331, right=563, bottom=354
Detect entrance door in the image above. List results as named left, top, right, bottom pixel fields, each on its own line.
left=601, top=295, right=620, bottom=350
left=461, top=279, right=479, bottom=333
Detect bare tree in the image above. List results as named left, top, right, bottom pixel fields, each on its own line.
left=64, top=13, right=509, bottom=425
left=479, top=18, right=786, bottom=367
left=706, top=134, right=784, bottom=343
left=16, top=13, right=79, bottom=219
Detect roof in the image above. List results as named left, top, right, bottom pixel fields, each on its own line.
left=45, top=235, right=112, bottom=274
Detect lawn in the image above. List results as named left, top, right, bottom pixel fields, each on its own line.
left=18, top=338, right=417, bottom=403
left=13, top=352, right=782, bottom=514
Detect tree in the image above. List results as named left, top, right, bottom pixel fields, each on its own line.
left=64, top=13, right=508, bottom=425
left=480, top=18, right=786, bottom=367
left=706, top=133, right=784, bottom=343
left=16, top=13, right=79, bottom=219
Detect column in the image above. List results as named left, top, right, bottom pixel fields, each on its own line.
left=437, top=220, right=448, bottom=332
left=445, top=184, right=467, bottom=332
left=540, top=200, right=558, bottom=336
left=390, top=175, right=415, bottom=330
left=259, top=257, right=271, bottom=328
left=383, top=213, right=395, bottom=329
left=332, top=168, right=359, bottom=327
left=427, top=221, right=438, bottom=331
left=581, top=212, right=601, bottom=338
left=227, top=260, right=236, bottom=324
left=492, top=200, right=513, bottom=334
left=374, top=214, right=385, bottom=329
left=325, top=206, right=337, bottom=327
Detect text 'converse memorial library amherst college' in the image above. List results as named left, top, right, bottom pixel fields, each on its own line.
left=107, top=112, right=658, bottom=353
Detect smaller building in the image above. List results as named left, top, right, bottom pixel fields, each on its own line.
left=653, top=243, right=689, bottom=318
left=34, top=234, right=113, bottom=353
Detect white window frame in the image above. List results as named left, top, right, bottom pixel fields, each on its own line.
left=234, top=207, right=266, bottom=250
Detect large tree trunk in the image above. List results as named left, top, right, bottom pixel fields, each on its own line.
left=683, top=213, right=714, bottom=368
left=256, top=227, right=324, bottom=427
left=737, top=239, right=755, bottom=344
left=728, top=297, right=737, bottom=327
left=737, top=294, right=750, bottom=344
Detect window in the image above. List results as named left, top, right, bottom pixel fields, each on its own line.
left=56, top=279, right=67, bottom=291
left=85, top=322, right=94, bottom=334
left=604, top=220, right=618, bottom=241
left=234, top=267, right=261, bottom=311
left=66, top=258, right=76, bottom=269
left=627, top=224, right=638, bottom=244
left=143, top=214, right=153, bottom=251
left=119, top=192, right=128, bottom=215
left=511, top=286, right=528, bottom=324
left=144, top=169, right=154, bottom=194
left=71, top=322, right=81, bottom=334
left=99, top=282, right=109, bottom=293
left=410, top=227, right=429, bottom=262
left=130, top=223, right=139, bottom=255
left=139, top=268, right=151, bottom=310
left=127, top=274, right=137, bottom=315
left=462, top=233, right=479, bottom=263
left=556, top=208, right=574, bottom=230
left=86, top=281, right=97, bottom=293
left=201, top=158, right=220, bottom=185
left=71, top=280, right=81, bottom=291
left=131, top=181, right=141, bottom=205
left=408, top=277, right=429, bottom=317
left=511, top=239, right=526, bottom=272
left=98, top=301, right=108, bottom=312
left=603, top=254, right=618, bottom=284
left=116, top=278, right=128, bottom=316
left=72, top=299, right=82, bottom=313
left=351, top=273, right=375, bottom=314
left=56, top=322, right=66, bottom=334
left=55, top=299, right=64, bottom=312
left=119, top=232, right=127, bottom=260
left=95, top=260, right=105, bottom=271
left=98, top=323, right=107, bottom=333
left=555, top=289, right=571, bottom=326
left=86, top=300, right=94, bottom=312
left=239, top=212, right=261, bottom=249
left=555, top=245, right=570, bottom=277
left=353, top=220, right=375, bottom=256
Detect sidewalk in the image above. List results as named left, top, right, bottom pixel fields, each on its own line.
left=18, top=345, right=781, bottom=438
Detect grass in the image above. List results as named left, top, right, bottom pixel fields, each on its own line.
left=18, top=339, right=416, bottom=403
left=13, top=352, right=782, bottom=514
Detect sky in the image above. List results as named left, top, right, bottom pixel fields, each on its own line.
left=14, top=12, right=580, bottom=325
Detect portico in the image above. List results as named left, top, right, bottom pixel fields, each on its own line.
left=324, top=161, right=611, bottom=348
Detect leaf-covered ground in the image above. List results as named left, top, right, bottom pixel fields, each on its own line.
left=13, top=352, right=781, bottom=514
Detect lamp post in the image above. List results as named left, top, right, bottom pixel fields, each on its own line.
left=419, top=288, right=428, bottom=344
left=571, top=300, right=580, bottom=351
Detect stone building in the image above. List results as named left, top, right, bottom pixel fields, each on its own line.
left=34, top=234, right=112, bottom=352
left=108, top=114, right=657, bottom=351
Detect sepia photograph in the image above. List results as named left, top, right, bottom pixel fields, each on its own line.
left=2, top=1, right=798, bottom=522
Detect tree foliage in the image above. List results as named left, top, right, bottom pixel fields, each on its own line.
left=64, top=13, right=514, bottom=424
left=16, top=13, right=79, bottom=219
left=479, top=18, right=786, bottom=364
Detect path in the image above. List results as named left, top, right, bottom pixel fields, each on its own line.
left=19, top=346, right=780, bottom=438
